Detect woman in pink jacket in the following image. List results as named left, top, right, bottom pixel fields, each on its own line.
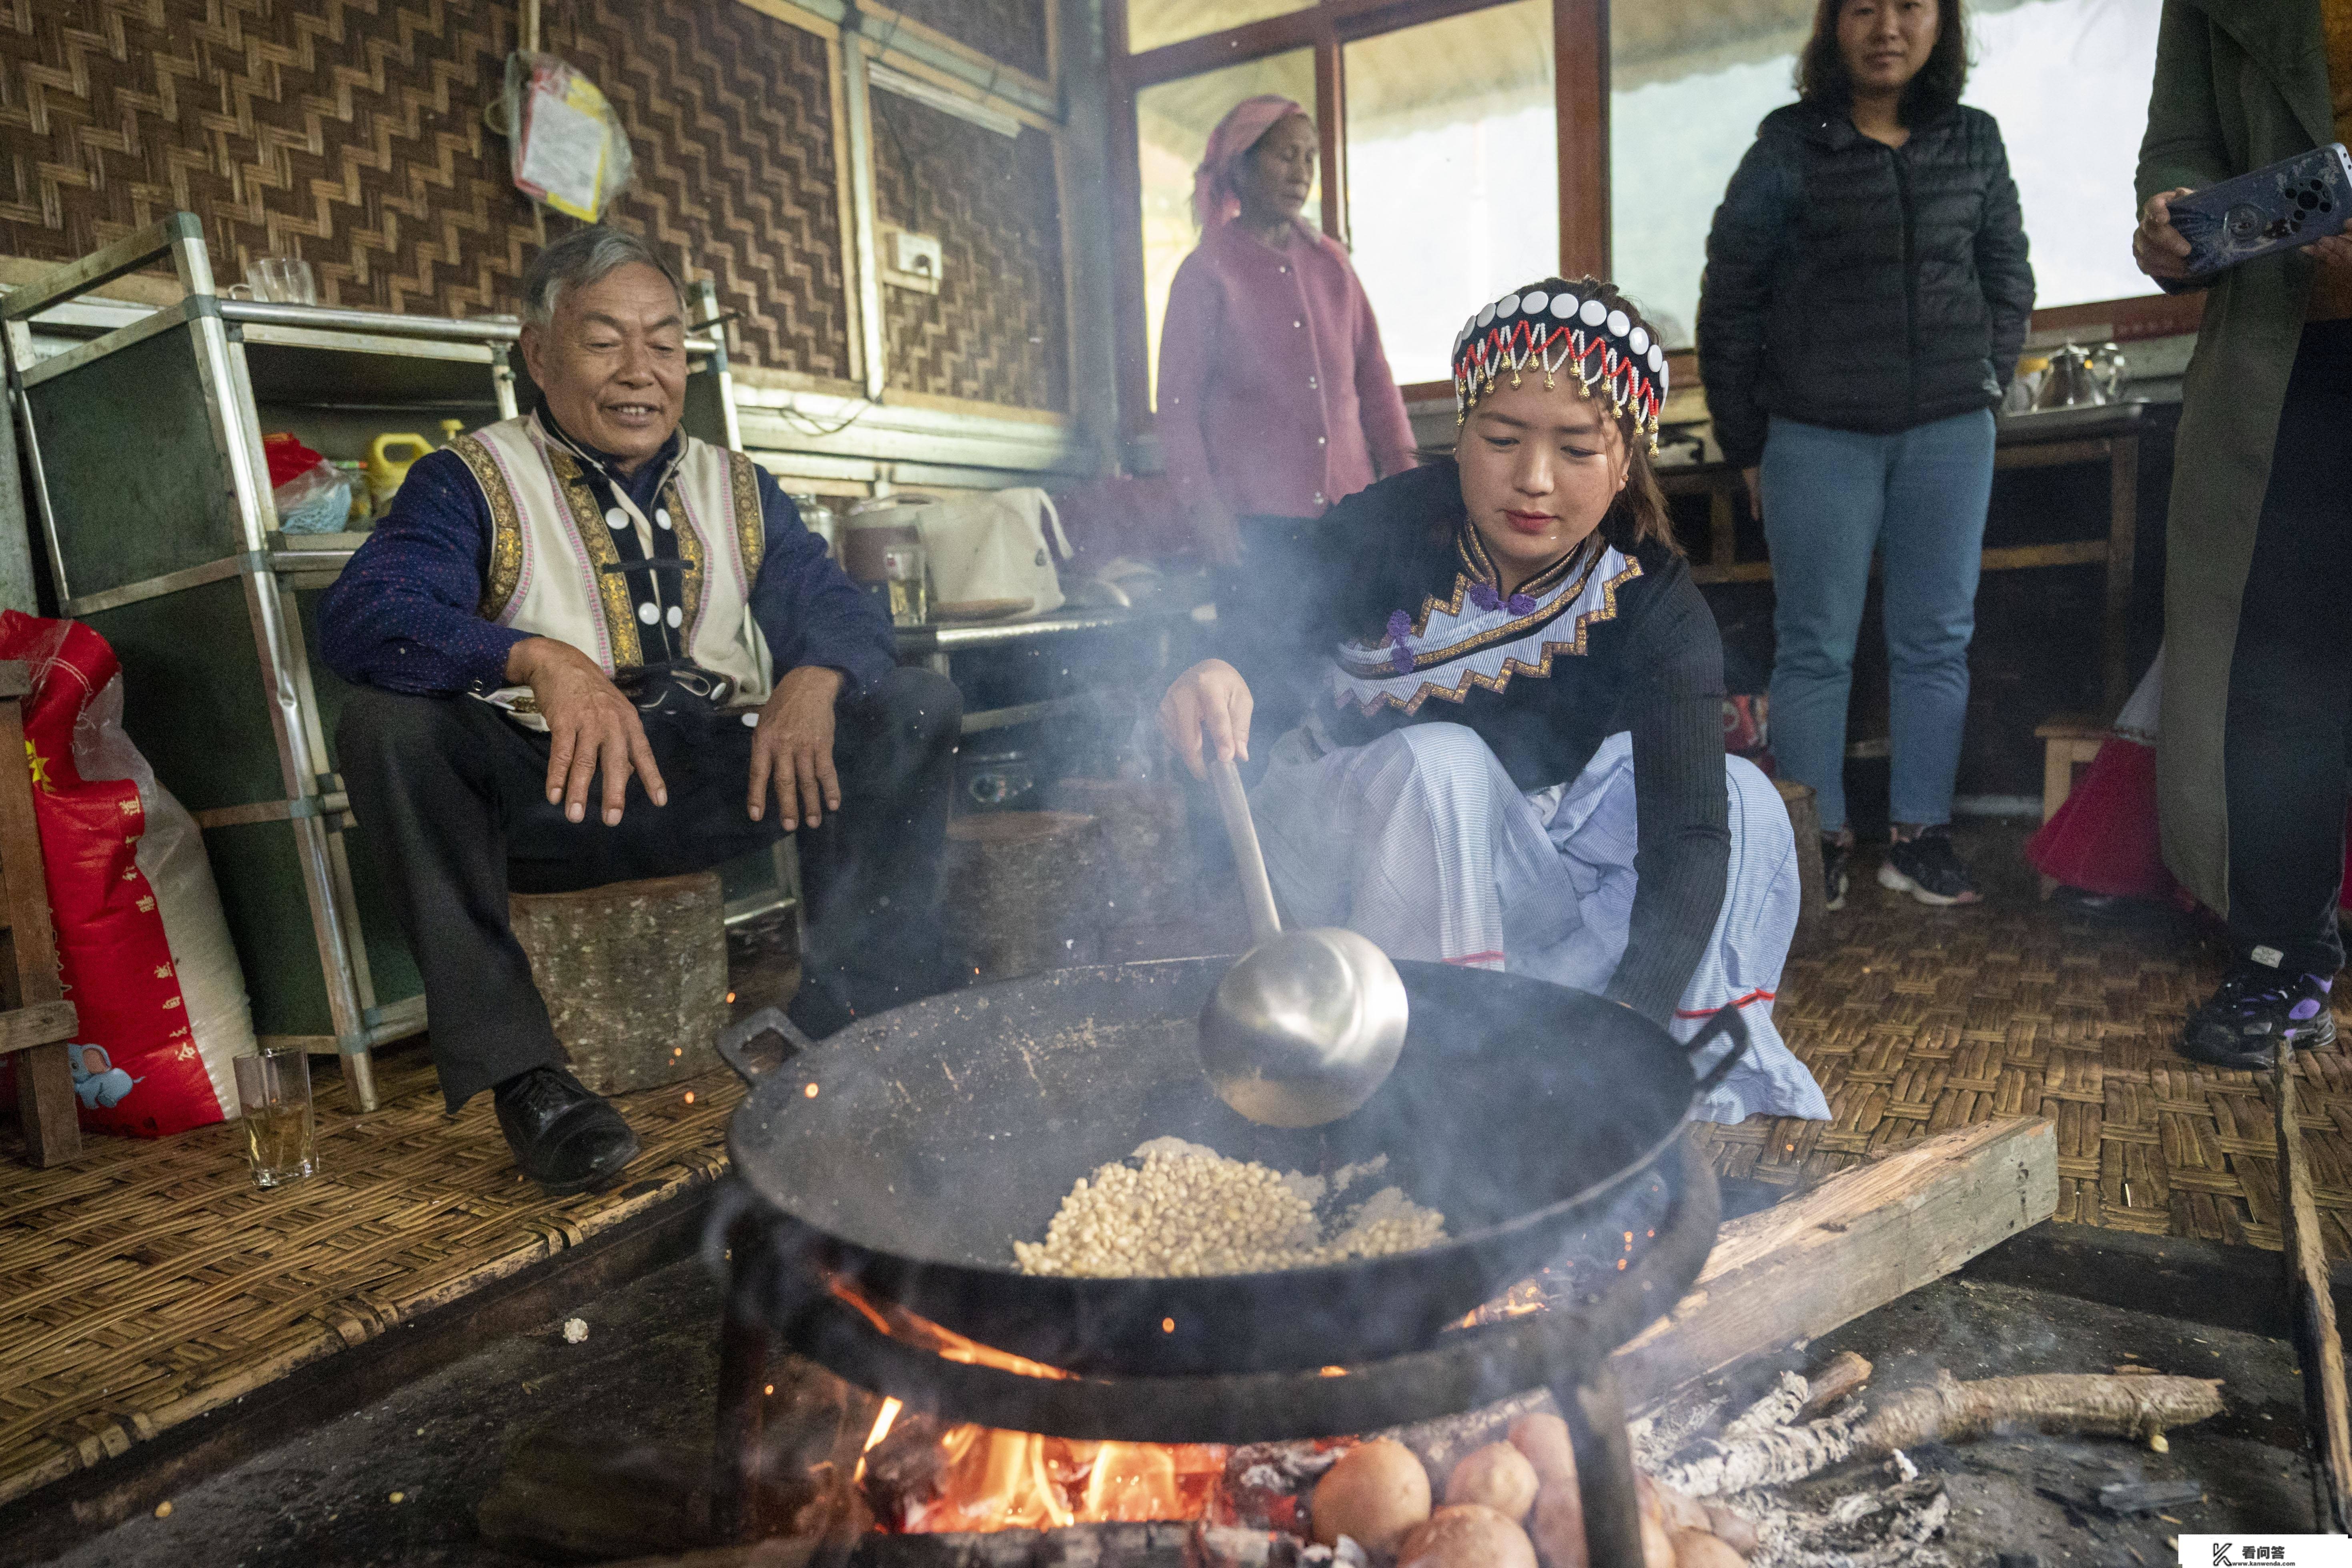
left=1157, top=94, right=1417, bottom=748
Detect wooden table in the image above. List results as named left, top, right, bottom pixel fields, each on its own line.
left=1657, top=402, right=2149, bottom=716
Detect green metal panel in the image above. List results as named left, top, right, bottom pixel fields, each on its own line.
left=296, top=593, right=425, bottom=1015
left=24, top=324, right=244, bottom=597
left=84, top=579, right=286, bottom=813
left=201, top=817, right=332, bottom=1039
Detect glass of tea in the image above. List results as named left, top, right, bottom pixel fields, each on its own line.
left=880, top=539, right=929, bottom=628
left=234, top=1047, right=318, bottom=1188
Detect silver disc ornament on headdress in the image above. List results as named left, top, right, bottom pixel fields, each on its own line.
left=1450, top=279, right=1669, bottom=453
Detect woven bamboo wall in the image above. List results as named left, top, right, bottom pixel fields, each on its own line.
left=880, top=0, right=1052, bottom=81
left=870, top=90, right=1068, bottom=412
left=1, top=0, right=1070, bottom=403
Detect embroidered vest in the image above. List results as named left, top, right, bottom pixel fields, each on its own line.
left=447, top=414, right=772, bottom=719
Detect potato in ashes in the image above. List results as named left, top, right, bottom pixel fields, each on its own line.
left=1012, top=1143, right=1446, bottom=1278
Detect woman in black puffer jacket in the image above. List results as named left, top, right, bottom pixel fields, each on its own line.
left=1699, top=0, right=2033, bottom=911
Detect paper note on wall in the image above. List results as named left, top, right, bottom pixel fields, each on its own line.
left=509, top=55, right=628, bottom=220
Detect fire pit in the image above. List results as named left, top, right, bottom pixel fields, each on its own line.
left=703, top=957, right=1742, bottom=1564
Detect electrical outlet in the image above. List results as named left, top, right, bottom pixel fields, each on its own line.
left=880, top=225, right=943, bottom=294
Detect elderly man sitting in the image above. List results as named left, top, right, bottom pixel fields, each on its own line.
left=321, top=227, right=959, bottom=1193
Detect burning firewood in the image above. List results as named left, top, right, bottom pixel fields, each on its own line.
left=1657, top=1369, right=2225, bottom=1498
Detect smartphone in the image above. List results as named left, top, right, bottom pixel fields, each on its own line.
left=2168, top=142, right=2352, bottom=276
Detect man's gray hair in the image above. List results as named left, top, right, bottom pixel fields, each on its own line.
left=519, top=226, right=687, bottom=328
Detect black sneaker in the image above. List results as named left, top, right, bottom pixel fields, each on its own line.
left=1821, top=837, right=1850, bottom=912
left=493, top=1065, right=641, bottom=1195
left=1877, top=828, right=1982, bottom=906
left=2180, top=961, right=2337, bottom=1069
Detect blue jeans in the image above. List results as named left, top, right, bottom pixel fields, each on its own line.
left=1760, top=409, right=1995, bottom=833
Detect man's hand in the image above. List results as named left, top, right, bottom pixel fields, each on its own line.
left=509, top=637, right=667, bottom=827
left=1741, top=466, right=1762, bottom=523
left=1157, top=659, right=1253, bottom=781
left=2307, top=230, right=2352, bottom=270
left=749, top=666, right=844, bottom=829
left=2133, top=187, right=2195, bottom=281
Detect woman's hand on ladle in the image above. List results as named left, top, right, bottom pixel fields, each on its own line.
left=1158, top=659, right=1254, bottom=780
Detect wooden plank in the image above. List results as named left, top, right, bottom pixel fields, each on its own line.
left=0, top=1001, right=79, bottom=1055
left=2277, top=1050, right=2352, bottom=1532
left=0, top=696, right=78, bottom=1167
left=1613, top=1117, right=2058, bottom=1412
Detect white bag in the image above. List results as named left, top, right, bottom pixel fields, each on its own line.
left=913, top=488, right=1073, bottom=619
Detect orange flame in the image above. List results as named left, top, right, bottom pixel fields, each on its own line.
left=826, top=1276, right=1222, bottom=1534
left=895, top=1430, right=1225, bottom=1534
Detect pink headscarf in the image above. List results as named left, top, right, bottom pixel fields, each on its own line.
left=1191, top=94, right=1308, bottom=229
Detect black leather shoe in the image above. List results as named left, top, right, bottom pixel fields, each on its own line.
left=493, top=1066, right=640, bottom=1195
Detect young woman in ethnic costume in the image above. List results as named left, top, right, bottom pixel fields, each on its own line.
left=1159, top=278, right=1829, bottom=1125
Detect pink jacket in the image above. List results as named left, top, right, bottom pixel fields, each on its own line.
left=1155, top=218, right=1418, bottom=521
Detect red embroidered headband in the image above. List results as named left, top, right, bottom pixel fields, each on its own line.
left=1451, top=281, right=1669, bottom=451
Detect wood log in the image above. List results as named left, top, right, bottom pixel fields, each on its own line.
left=1771, top=779, right=1828, bottom=957
left=508, top=871, right=729, bottom=1095
left=942, top=811, right=1103, bottom=981
left=1043, top=777, right=1194, bottom=929
left=1613, top=1118, right=2057, bottom=1413
left=1795, top=1351, right=1873, bottom=1420
left=2277, top=1046, right=2352, bottom=1531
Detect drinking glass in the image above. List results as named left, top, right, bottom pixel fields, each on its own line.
left=241, top=256, right=318, bottom=305
left=881, top=539, right=929, bottom=627
left=234, top=1047, right=318, bottom=1188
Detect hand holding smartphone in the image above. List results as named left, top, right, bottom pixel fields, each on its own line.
left=2161, top=143, right=2352, bottom=278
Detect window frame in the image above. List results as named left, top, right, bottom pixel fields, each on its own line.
left=1106, top=0, right=2192, bottom=435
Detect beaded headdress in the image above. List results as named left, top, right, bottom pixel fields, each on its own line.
left=1451, top=279, right=1669, bottom=453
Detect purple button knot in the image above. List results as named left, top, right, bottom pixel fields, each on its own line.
left=1466, top=583, right=1502, bottom=613
left=1385, top=609, right=1412, bottom=644
left=1389, top=643, right=1415, bottom=674
left=1505, top=592, right=1538, bottom=615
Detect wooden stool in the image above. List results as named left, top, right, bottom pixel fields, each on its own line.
left=2034, top=714, right=2108, bottom=823
left=943, top=811, right=1103, bottom=982
left=509, top=871, right=730, bottom=1094
left=1773, top=777, right=1830, bottom=957
left=0, top=662, right=82, bottom=1165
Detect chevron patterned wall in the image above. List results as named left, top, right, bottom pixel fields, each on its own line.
left=870, top=90, right=1066, bottom=412
left=879, top=0, right=1050, bottom=81
left=0, top=0, right=1066, bottom=405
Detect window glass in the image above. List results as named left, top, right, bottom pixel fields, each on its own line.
left=1610, top=0, right=2165, bottom=346
left=1343, top=0, right=1558, bottom=386
left=1608, top=0, right=1811, bottom=348
left=1136, top=50, right=1318, bottom=408
left=1963, top=0, right=2162, bottom=310
left=1126, top=0, right=1316, bottom=56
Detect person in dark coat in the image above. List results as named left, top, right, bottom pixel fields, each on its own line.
left=1699, top=0, right=2034, bottom=911
left=2132, top=0, right=2352, bottom=1066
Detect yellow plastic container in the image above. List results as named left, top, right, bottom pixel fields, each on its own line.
left=364, top=433, right=433, bottom=513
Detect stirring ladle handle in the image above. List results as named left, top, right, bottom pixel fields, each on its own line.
left=1210, top=756, right=1284, bottom=945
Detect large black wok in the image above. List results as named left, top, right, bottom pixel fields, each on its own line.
left=716, top=957, right=1745, bottom=1379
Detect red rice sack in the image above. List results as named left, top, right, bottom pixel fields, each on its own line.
left=0, top=613, right=255, bottom=1136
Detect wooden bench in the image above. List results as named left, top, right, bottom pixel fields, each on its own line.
left=2033, top=714, right=2108, bottom=823
left=0, top=662, right=83, bottom=1165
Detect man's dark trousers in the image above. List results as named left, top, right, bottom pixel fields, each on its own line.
left=338, top=666, right=961, bottom=1109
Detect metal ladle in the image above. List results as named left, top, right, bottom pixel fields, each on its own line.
left=1198, top=756, right=1410, bottom=1127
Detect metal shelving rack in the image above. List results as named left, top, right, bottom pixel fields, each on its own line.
left=1, top=213, right=752, bottom=1111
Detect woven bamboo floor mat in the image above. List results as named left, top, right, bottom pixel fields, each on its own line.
left=0, top=1047, right=743, bottom=1512
left=1695, top=827, right=2352, bottom=1264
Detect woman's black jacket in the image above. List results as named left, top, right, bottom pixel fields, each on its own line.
left=1696, top=100, right=2035, bottom=469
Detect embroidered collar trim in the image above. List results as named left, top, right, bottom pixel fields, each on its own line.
left=1331, top=547, right=1643, bottom=717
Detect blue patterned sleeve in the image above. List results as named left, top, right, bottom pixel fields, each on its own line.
left=743, top=466, right=898, bottom=696
left=316, top=449, right=530, bottom=695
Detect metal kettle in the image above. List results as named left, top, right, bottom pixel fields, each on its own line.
left=2034, top=341, right=2130, bottom=411
left=2034, top=344, right=2107, bottom=409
